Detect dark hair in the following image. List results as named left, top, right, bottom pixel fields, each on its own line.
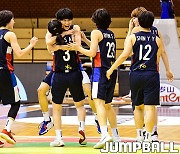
left=0, top=10, right=14, bottom=27
left=91, top=8, right=111, bottom=30
left=138, top=11, right=154, bottom=28
left=48, top=19, right=64, bottom=45
left=55, top=8, right=73, bottom=20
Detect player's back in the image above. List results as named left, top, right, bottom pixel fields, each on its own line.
left=0, top=29, right=14, bottom=71
left=93, top=28, right=116, bottom=69
left=131, top=31, right=158, bottom=72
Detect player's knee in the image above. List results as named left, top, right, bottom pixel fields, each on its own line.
left=37, top=87, right=47, bottom=95
left=105, top=103, right=112, bottom=110
left=75, top=101, right=84, bottom=108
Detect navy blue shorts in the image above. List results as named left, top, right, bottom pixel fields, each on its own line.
left=92, top=68, right=117, bottom=104
left=0, top=70, right=20, bottom=105
left=130, top=71, right=160, bottom=106
left=43, top=70, right=54, bottom=86
left=51, top=70, right=85, bottom=104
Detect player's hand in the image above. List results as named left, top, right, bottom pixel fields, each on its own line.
left=81, top=31, right=87, bottom=42
left=166, top=70, right=174, bottom=82
left=106, top=69, right=113, bottom=80
left=68, top=42, right=80, bottom=51
left=30, top=36, right=38, bottom=46
left=62, top=29, right=74, bottom=37
left=129, top=18, right=134, bottom=31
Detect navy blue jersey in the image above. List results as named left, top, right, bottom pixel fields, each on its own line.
left=93, top=28, right=116, bottom=69
left=150, top=26, right=159, bottom=38
left=0, top=29, right=14, bottom=72
left=130, top=31, right=158, bottom=71
left=53, top=25, right=80, bottom=73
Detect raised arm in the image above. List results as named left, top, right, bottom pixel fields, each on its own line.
left=5, top=31, right=38, bottom=57
left=70, top=30, right=100, bottom=57
left=81, top=31, right=91, bottom=47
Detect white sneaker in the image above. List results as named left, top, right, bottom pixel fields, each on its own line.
left=144, top=132, right=152, bottom=142
left=151, top=131, right=158, bottom=142
left=136, top=136, right=144, bottom=142
left=50, top=139, right=64, bottom=147
left=93, top=134, right=113, bottom=149
left=113, top=136, right=121, bottom=142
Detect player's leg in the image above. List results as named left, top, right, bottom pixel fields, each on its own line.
left=93, top=99, right=112, bottom=149
left=70, top=71, right=87, bottom=145
left=130, top=71, right=145, bottom=142
left=151, top=107, right=158, bottom=142
left=134, top=104, right=145, bottom=142
left=50, top=72, right=66, bottom=147
left=81, top=70, right=101, bottom=133
left=0, top=71, right=20, bottom=144
left=105, top=103, right=120, bottom=142
left=37, top=80, right=53, bottom=135
left=74, top=101, right=87, bottom=145
left=105, top=70, right=120, bottom=142
left=144, top=105, right=156, bottom=142
left=144, top=71, right=160, bottom=142
left=50, top=102, right=64, bottom=147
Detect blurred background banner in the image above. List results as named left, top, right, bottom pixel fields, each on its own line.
left=154, top=19, right=180, bottom=105
left=14, top=63, right=46, bottom=103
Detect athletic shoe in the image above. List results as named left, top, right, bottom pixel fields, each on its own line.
left=78, top=130, right=87, bottom=145
left=0, top=129, right=16, bottom=144
left=151, top=131, right=159, bottom=142
left=39, top=117, right=54, bottom=135
left=136, top=136, right=144, bottom=142
left=93, top=134, right=113, bottom=149
left=113, top=136, right=121, bottom=142
left=0, top=141, right=4, bottom=148
left=95, top=119, right=101, bottom=134
left=50, top=139, right=64, bottom=147
left=144, top=132, right=152, bottom=142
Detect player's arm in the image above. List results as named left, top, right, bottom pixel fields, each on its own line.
left=46, top=30, right=70, bottom=52
left=126, top=18, right=134, bottom=37
left=5, top=31, right=38, bottom=57
left=158, top=32, right=171, bottom=72
left=73, top=25, right=81, bottom=46
left=69, top=30, right=100, bottom=57
left=106, top=35, right=133, bottom=79
left=81, top=31, right=91, bottom=47
left=156, top=36, right=174, bottom=82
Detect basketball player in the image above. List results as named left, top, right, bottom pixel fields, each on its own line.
left=106, top=11, right=174, bottom=142
left=38, top=9, right=101, bottom=137
left=69, top=8, right=121, bottom=149
left=0, top=10, right=38, bottom=147
left=127, top=7, right=172, bottom=142
left=45, top=8, right=87, bottom=147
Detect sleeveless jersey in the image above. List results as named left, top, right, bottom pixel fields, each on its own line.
left=130, top=31, right=158, bottom=71
left=53, top=25, right=80, bottom=73
left=93, top=28, right=116, bottom=69
left=0, top=29, right=14, bottom=72
left=150, top=26, right=159, bottom=38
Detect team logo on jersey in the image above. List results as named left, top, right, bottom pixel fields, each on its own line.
left=139, top=63, right=147, bottom=69
left=65, top=64, right=72, bottom=73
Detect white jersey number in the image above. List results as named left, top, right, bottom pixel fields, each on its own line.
left=139, top=44, right=151, bottom=60
left=63, top=50, right=70, bottom=61
left=106, top=42, right=115, bottom=58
